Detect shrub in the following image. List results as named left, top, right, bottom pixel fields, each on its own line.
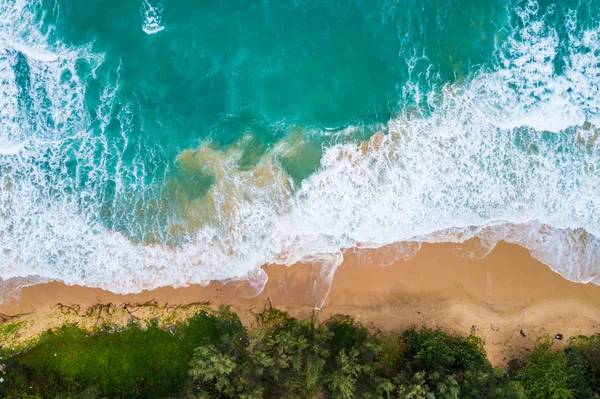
left=9, top=308, right=600, bottom=399
left=511, top=341, right=590, bottom=399
left=395, top=327, right=521, bottom=399
left=567, top=334, right=600, bottom=396
left=0, top=306, right=244, bottom=399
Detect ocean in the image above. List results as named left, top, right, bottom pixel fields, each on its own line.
left=0, top=0, right=599, bottom=295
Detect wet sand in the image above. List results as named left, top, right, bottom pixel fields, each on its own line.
left=2, top=240, right=600, bottom=366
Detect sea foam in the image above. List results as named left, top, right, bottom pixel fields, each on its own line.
left=141, top=0, right=165, bottom=35
left=0, top=0, right=599, bottom=307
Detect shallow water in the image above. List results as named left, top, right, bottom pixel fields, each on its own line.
left=0, top=0, right=599, bottom=294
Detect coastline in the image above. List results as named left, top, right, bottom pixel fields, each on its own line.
left=2, top=240, right=600, bottom=366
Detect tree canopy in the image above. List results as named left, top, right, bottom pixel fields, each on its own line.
left=1, top=308, right=598, bottom=398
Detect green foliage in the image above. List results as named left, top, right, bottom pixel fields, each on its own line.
left=326, top=348, right=363, bottom=398
left=461, top=368, right=525, bottom=399
left=55, top=386, right=103, bottom=399
left=512, top=340, right=598, bottom=399
left=513, top=342, right=574, bottom=399
left=567, top=334, right=600, bottom=396
left=401, top=327, right=488, bottom=374
left=0, top=306, right=244, bottom=399
left=394, top=327, right=522, bottom=399
left=189, top=309, right=330, bottom=398
left=395, top=371, right=434, bottom=399
left=0, top=320, right=26, bottom=342
left=246, top=311, right=330, bottom=397
left=189, top=345, right=239, bottom=396
left=5, top=309, right=600, bottom=399
left=322, top=315, right=393, bottom=399
left=377, top=332, right=403, bottom=378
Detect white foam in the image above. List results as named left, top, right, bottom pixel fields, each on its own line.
left=0, top=140, right=26, bottom=155
left=0, top=48, right=20, bottom=147
left=0, top=276, right=50, bottom=305
left=141, top=0, right=165, bottom=35
left=1, top=0, right=600, bottom=308
left=8, top=41, right=59, bottom=62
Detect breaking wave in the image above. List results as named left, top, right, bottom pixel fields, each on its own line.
left=141, top=0, right=165, bottom=35
left=0, top=0, right=599, bottom=306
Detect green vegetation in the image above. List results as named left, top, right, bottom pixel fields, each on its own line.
left=0, top=321, right=27, bottom=343
left=509, top=336, right=600, bottom=399
left=0, top=308, right=599, bottom=398
left=0, top=308, right=244, bottom=399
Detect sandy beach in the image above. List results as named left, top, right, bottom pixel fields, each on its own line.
left=2, top=240, right=600, bottom=366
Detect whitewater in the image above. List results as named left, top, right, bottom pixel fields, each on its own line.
left=0, top=0, right=599, bottom=302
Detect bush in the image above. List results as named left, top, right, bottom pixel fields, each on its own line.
left=511, top=340, right=595, bottom=399
left=394, top=327, right=522, bottom=399
left=567, top=334, right=600, bottom=396
left=189, top=309, right=329, bottom=398
left=0, top=306, right=244, bottom=399
left=6, top=308, right=600, bottom=399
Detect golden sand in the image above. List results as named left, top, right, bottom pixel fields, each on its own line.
left=2, top=240, right=600, bottom=366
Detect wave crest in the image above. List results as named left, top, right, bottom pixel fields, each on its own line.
left=0, top=0, right=599, bottom=304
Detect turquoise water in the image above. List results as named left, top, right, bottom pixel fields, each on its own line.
left=1, top=0, right=599, bottom=295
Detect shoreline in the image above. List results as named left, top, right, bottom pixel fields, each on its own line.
left=2, top=240, right=600, bottom=366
